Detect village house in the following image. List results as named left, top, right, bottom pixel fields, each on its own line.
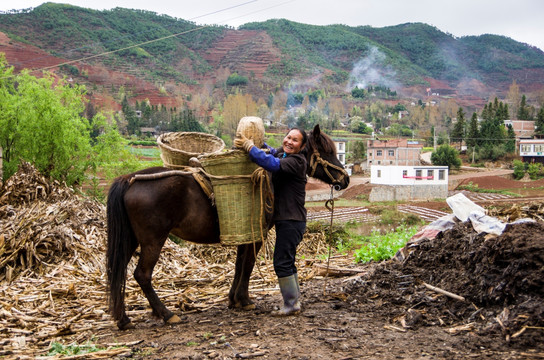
left=333, top=138, right=352, bottom=176
left=369, top=165, right=449, bottom=201
left=333, top=139, right=347, bottom=165
left=366, top=138, right=423, bottom=168
left=519, top=139, right=544, bottom=164
left=504, top=120, right=536, bottom=149
left=139, top=127, right=158, bottom=137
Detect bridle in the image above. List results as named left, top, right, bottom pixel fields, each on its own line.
left=308, top=149, right=348, bottom=186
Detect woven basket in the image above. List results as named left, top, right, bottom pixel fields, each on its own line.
left=236, top=116, right=265, bottom=148
left=157, top=132, right=225, bottom=168
left=200, top=150, right=270, bottom=246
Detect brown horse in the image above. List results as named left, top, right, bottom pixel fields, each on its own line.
left=106, top=124, right=349, bottom=330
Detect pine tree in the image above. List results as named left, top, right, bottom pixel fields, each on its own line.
left=535, top=107, right=544, bottom=138
left=451, top=107, right=466, bottom=147
left=466, top=112, right=480, bottom=148
left=505, top=124, right=516, bottom=153
left=517, top=95, right=530, bottom=120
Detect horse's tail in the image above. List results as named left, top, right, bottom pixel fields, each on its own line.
left=106, top=176, right=137, bottom=323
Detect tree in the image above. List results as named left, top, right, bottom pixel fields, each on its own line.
left=226, top=72, right=248, bottom=87
left=350, top=117, right=372, bottom=134
left=450, top=107, right=466, bottom=147
left=505, top=124, right=516, bottom=153
left=175, top=109, right=206, bottom=132
left=517, top=94, right=530, bottom=120
left=0, top=56, right=126, bottom=184
left=535, top=107, right=544, bottom=138
left=431, top=144, right=461, bottom=170
left=122, top=95, right=140, bottom=135
left=479, top=98, right=506, bottom=149
left=350, top=141, right=366, bottom=163
left=222, top=93, right=257, bottom=137
left=512, top=160, right=525, bottom=180
left=327, top=97, right=345, bottom=130
left=351, top=86, right=366, bottom=99
left=466, top=112, right=480, bottom=148
left=507, top=80, right=520, bottom=119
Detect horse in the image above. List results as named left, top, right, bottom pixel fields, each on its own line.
left=106, top=124, right=350, bottom=330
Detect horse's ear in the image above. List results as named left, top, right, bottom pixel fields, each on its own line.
left=313, top=124, right=321, bottom=138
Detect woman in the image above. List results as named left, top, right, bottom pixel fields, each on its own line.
left=234, top=128, right=307, bottom=316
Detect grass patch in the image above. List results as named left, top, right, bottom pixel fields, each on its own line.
left=129, top=146, right=161, bottom=159
left=353, top=225, right=420, bottom=263
left=47, top=341, right=109, bottom=356
left=457, top=182, right=521, bottom=197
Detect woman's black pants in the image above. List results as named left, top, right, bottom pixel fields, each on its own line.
left=273, top=220, right=306, bottom=278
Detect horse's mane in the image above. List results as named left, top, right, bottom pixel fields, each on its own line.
left=308, top=129, right=336, bottom=155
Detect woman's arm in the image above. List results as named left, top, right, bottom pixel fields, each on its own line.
left=248, top=147, right=280, bottom=172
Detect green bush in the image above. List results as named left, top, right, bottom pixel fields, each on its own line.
left=513, top=159, right=525, bottom=180
left=431, top=144, right=461, bottom=170
left=527, top=163, right=543, bottom=180
left=478, top=145, right=506, bottom=161
left=226, top=73, right=248, bottom=86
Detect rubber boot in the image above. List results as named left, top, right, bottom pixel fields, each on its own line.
left=272, top=275, right=301, bottom=316
left=294, top=272, right=301, bottom=298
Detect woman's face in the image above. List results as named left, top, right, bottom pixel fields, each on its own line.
left=282, top=129, right=305, bottom=155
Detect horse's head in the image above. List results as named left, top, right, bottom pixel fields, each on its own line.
left=305, top=124, right=350, bottom=190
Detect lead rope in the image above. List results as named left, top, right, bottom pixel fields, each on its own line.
left=323, top=184, right=337, bottom=295
left=250, top=168, right=274, bottom=284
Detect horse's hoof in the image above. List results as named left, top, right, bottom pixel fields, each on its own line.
left=166, top=314, right=182, bottom=325
left=118, top=320, right=135, bottom=330
left=241, top=303, right=256, bottom=310
left=231, top=302, right=256, bottom=310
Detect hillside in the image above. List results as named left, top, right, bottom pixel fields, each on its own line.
left=1, top=3, right=544, bottom=112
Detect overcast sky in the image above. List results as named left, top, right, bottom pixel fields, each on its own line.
left=2, top=0, right=544, bottom=51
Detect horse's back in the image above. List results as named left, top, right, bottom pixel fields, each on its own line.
left=123, top=168, right=220, bottom=244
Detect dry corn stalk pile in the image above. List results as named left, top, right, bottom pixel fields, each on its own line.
left=0, top=163, right=330, bottom=358
left=488, top=202, right=544, bottom=222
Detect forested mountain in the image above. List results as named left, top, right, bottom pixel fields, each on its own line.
left=1, top=2, right=543, bottom=112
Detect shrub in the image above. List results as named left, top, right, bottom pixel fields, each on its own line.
left=226, top=73, right=248, bottom=86
left=431, top=144, right=461, bottom=170
left=512, top=159, right=525, bottom=180
left=527, top=163, right=543, bottom=180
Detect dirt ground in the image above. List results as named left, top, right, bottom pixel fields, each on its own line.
left=100, top=174, right=544, bottom=360
left=1, top=167, right=543, bottom=359
left=103, top=220, right=544, bottom=360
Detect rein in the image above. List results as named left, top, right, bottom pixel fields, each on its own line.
left=323, top=184, right=339, bottom=295
left=308, top=149, right=348, bottom=185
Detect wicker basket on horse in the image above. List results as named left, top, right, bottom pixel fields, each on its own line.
left=199, top=150, right=272, bottom=246
left=157, top=132, right=225, bottom=168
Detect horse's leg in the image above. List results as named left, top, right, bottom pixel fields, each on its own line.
left=229, top=242, right=262, bottom=309
left=134, top=237, right=182, bottom=325
left=116, top=241, right=138, bottom=329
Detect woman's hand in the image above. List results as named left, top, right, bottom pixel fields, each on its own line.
left=234, top=133, right=255, bottom=152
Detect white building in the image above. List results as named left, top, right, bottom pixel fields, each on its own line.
left=369, top=165, right=449, bottom=202
left=333, top=140, right=347, bottom=165
left=519, top=139, right=544, bottom=164
left=371, top=165, right=448, bottom=185
left=333, top=139, right=352, bottom=176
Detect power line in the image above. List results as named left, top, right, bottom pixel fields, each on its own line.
left=11, top=0, right=293, bottom=77
left=30, top=26, right=209, bottom=74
